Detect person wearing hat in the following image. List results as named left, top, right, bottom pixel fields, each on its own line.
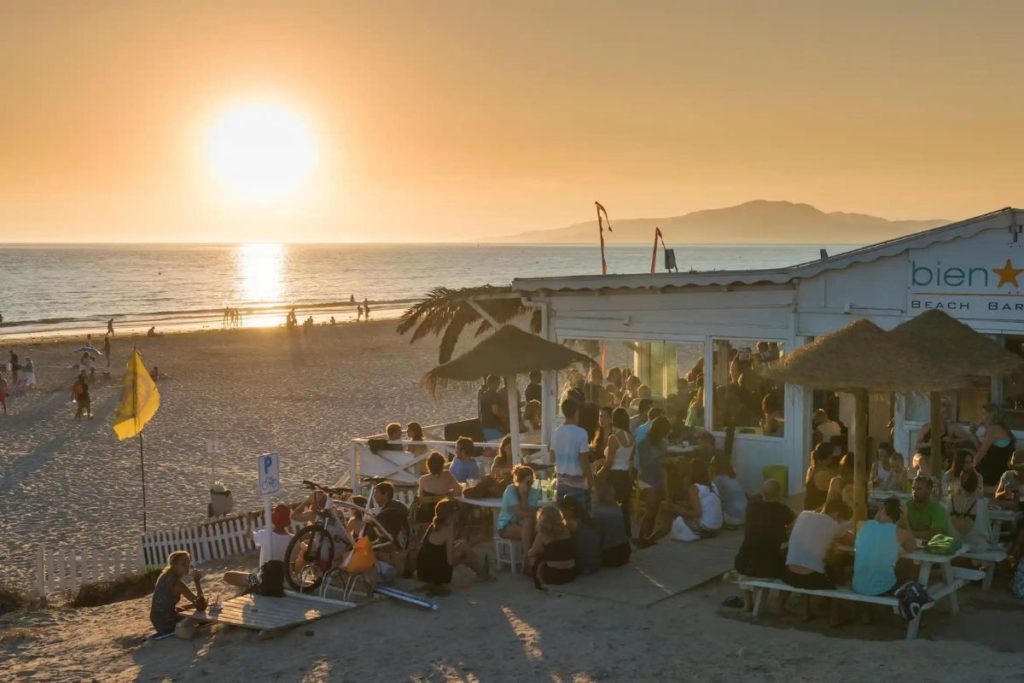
left=223, top=504, right=293, bottom=592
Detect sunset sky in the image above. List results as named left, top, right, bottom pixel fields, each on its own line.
left=3, top=1, right=1024, bottom=243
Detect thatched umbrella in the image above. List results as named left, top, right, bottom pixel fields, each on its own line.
left=888, top=309, right=1024, bottom=471
left=424, top=325, right=596, bottom=460
left=759, top=319, right=968, bottom=519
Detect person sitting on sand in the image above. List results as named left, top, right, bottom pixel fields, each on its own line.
left=223, top=504, right=293, bottom=592
left=150, top=551, right=206, bottom=637
left=418, top=451, right=462, bottom=498
left=372, top=481, right=410, bottom=552
left=528, top=505, right=577, bottom=589
left=449, top=435, right=481, bottom=484
left=559, top=495, right=601, bottom=575
left=416, top=498, right=488, bottom=591
left=71, top=372, right=91, bottom=420
left=712, top=456, right=747, bottom=527
left=669, top=459, right=723, bottom=543
left=591, top=480, right=631, bottom=568
left=497, top=465, right=540, bottom=574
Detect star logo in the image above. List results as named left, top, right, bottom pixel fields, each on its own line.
left=992, top=258, right=1024, bottom=288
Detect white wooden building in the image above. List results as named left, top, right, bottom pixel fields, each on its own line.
left=510, top=207, right=1024, bottom=496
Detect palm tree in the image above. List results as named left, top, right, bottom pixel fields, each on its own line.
left=397, top=285, right=542, bottom=364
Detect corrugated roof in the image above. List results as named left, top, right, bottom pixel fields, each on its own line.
left=513, top=207, right=1022, bottom=293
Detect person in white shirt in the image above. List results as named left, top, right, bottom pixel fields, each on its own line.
left=224, top=504, right=293, bottom=592
left=552, top=396, right=594, bottom=511
left=812, top=409, right=842, bottom=446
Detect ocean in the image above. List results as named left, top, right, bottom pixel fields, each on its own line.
left=0, top=243, right=860, bottom=338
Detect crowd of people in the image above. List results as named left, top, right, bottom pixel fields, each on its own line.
left=730, top=398, right=1024, bottom=623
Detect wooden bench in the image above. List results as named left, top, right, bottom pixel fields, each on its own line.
left=738, top=568, right=983, bottom=640
left=962, top=549, right=1008, bottom=591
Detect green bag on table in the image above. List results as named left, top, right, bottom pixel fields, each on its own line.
left=924, top=534, right=962, bottom=556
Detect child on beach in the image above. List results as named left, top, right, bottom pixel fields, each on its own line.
left=223, top=504, right=293, bottom=594
left=72, top=372, right=91, bottom=420
left=150, top=551, right=206, bottom=638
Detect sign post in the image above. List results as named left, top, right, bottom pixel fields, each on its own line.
left=256, top=453, right=281, bottom=565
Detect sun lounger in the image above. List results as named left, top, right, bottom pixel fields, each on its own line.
left=738, top=568, right=981, bottom=640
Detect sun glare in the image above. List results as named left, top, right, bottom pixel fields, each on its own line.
left=205, top=102, right=318, bottom=205
left=238, top=242, right=284, bottom=304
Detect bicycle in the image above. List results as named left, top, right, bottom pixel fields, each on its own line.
left=284, top=478, right=402, bottom=592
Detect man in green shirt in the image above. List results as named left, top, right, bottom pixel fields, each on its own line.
left=905, top=476, right=949, bottom=541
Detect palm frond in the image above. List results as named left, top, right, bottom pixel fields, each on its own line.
left=437, top=307, right=479, bottom=364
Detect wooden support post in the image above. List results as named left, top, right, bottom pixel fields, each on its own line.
left=853, top=389, right=869, bottom=522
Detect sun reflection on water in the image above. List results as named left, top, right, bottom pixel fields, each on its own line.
left=237, top=243, right=284, bottom=304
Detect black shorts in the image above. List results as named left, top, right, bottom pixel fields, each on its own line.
left=601, top=543, right=631, bottom=568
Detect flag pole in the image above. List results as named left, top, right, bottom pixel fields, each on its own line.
left=132, top=346, right=147, bottom=533
left=139, top=431, right=147, bottom=532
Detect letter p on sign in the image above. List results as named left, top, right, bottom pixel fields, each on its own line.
left=257, top=452, right=281, bottom=495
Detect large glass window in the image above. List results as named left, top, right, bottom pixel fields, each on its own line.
left=710, top=339, right=785, bottom=435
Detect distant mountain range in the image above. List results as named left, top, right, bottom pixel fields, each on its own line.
left=491, top=200, right=948, bottom=244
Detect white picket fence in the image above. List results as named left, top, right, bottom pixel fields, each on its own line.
left=33, top=509, right=304, bottom=598
left=35, top=544, right=144, bottom=598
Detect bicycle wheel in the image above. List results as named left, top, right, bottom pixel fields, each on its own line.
left=285, top=524, right=335, bottom=592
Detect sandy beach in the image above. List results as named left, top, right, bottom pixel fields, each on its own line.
left=0, top=321, right=477, bottom=585
left=4, top=320, right=1024, bottom=682
left=5, top=554, right=1024, bottom=682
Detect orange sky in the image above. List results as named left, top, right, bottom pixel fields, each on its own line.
left=3, top=1, right=1024, bottom=243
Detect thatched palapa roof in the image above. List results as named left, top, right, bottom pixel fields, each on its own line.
left=888, top=309, right=1023, bottom=378
left=759, top=319, right=967, bottom=393
left=423, top=325, right=595, bottom=395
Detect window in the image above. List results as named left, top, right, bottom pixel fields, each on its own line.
left=710, top=339, right=785, bottom=435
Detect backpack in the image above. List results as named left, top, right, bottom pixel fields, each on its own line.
left=894, top=580, right=932, bottom=622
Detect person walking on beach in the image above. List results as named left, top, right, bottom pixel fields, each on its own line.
left=0, top=373, right=8, bottom=415
left=9, top=350, right=19, bottom=385
left=103, top=334, right=111, bottom=371
left=107, top=318, right=115, bottom=335
left=356, top=304, right=363, bottom=321
left=72, top=372, right=92, bottom=420
left=364, top=298, right=371, bottom=321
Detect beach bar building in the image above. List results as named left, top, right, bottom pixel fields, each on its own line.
left=510, top=208, right=1024, bottom=496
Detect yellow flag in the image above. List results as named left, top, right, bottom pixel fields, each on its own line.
left=112, top=349, right=160, bottom=440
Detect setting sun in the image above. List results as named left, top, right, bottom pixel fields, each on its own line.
left=204, top=101, right=318, bottom=205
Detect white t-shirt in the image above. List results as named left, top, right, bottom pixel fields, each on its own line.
left=785, top=511, right=846, bottom=574
left=816, top=420, right=841, bottom=442
left=553, top=423, right=590, bottom=478
left=252, top=528, right=291, bottom=564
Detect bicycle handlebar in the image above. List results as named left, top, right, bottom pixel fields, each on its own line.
left=301, top=480, right=352, bottom=495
